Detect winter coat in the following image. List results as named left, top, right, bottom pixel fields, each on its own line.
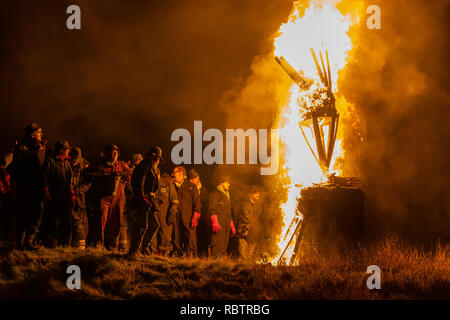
left=235, top=200, right=256, bottom=239
left=86, top=157, right=131, bottom=200
left=156, top=174, right=179, bottom=222
left=71, top=161, right=91, bottom=209
left=131, top=158, right=159, bottom=200
left=174, top=180, right=201, bottom=229
left=9, top=139, right=45, bottom=197
left=208, top=189, right=232, bottom=226
left=43, top=156, right=73, bottom=201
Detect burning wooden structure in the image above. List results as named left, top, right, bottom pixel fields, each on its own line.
left=276, top=49, right=338, bottom=175
left=275, top=50, right=364, bottom=264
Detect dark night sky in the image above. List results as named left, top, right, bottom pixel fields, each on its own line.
left=0, top=0, right=293, bottom=178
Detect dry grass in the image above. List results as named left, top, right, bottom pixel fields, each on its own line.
left=0, top=237, right=448, bottom=300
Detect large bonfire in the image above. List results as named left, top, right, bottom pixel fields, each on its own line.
left=273, top=0, right=360, bottom=263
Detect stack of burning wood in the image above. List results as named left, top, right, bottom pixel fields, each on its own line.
left=275, top=51, right=365, bottom=263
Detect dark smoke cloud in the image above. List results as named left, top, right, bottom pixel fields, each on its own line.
left=339, top=0, right=450, bottom=242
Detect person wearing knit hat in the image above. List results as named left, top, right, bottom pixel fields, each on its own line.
left=208, top=173, right=236, bottom=257
left=24, top=123, right=42, bottom=140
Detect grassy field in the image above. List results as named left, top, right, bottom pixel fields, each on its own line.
left=0, top=238, right=448, bottom=300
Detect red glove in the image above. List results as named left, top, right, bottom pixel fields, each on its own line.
left=191, top=212, right=201, bottom=228
left=41, top=139, right=48, bottom=150
left=70, top=190, right=76, bottom=208
left=140, top=193, right=152, bottom=208
left=230, top=220, right=236, bottom=236
left=211, top=215, right=221, bottom=233
left=44, top=186, right=52, bottom=201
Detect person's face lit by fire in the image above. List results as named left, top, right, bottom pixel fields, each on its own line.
left=62, top=148, right=70, bottom=158
left=133, top=156, right=143, bottom=167
left=190, top=176, right=200, bottom=186
left=173, top=169, right=185, bottom=184
left=250, top=191, right=261, bottom=204
left=222, top=181, right=231, bottom=192
left=106, top=149, right=119, bottom=162
left=152, top=156, right=160, bottom=168
left=32, top=128, right=43, bottom=142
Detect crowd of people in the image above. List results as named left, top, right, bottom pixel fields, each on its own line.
left=0, top=123, right=262, bottom=259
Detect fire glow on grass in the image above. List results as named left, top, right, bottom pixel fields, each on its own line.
left=273, top=0, right=357, bottom=263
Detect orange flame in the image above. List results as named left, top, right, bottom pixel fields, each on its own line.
left=273, top=0, right=358, bottom=263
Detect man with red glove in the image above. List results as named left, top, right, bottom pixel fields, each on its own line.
left=172, top=166, right=201, bottom=257
left=208, top=174, right=235, bottom=257
left=43, top=140, right=74, bottom=247
left=127, top=146, right=162, bottom=256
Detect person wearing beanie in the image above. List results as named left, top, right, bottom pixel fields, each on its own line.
left=208, top=174, right=236, bottom=257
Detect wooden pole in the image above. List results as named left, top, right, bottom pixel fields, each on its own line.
left=319, top=51, right=329, bottom=88
left=278, top=218, right=303, bottom=264
left=312, top=115, right=327, bottom=172
left=326, top=50, right=332, bottom=90
left=310, top=48, right=327, bottom=86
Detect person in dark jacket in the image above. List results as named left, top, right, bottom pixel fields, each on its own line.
left=85, top=144, right=131, bottom=249
left=208, top=175, right=236, bottom=257
left=150, top=172, right=179, bottom=255
left=235, top=186, right=261, bottom=260
left=0, top=152, right=13, bottom=244
left=43, top=140, right=75, bottom=247
left=196, top=179, right=210, bottom=256
left=70, top=147, right=91, bottom=249
left=189, top=169, right=209, bottom=257
left=119, top=153, right=144, bottom=252
left=8, top=123, right=46, bottom=250
left=172, top=166, right=201, bottom=257
left=127, top=146, right=162, bottom=256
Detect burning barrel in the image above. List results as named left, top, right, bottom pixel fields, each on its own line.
left=297, top=180, right=365, bottom=254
